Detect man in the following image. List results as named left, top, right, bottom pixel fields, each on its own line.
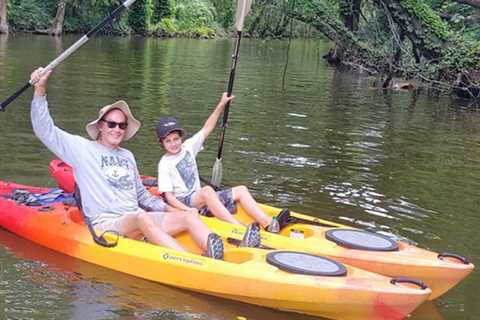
left=29, top=67, right=223, bottom=259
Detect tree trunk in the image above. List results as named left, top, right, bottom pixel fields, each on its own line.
left=49, top=1, right=66, bottom=36
left=340, top=0, right=362, bottom=31
left=456, top=0, right=480, bottom=9
left=375, top=0, right=454, bottom=61
left=291, top=0, right=378, bottom=70
left=0, top=0, right=8, bottom=34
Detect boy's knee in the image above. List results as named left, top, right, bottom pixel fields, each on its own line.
left=235, top=185, right=248, bottom=194
left=184, top=210, right=201, bottom=223
left=201, top=186, right=216, bottom=196
left=186, top=208, right=200, bottom=216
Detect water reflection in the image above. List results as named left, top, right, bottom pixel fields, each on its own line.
left=0, top=229, right=320, bottom=320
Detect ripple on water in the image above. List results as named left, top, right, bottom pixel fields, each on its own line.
left=285, top=124, right=308, bottom=130
left=0, top=259, right=74, bottom=319
left=236, top=150, right=325, bottom=168
left=321, top=181, right=442, bottom=240
left=287, top=112, right=308, bottom=118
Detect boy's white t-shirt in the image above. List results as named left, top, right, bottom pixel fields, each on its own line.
left=157, top=131, right=205, bottom=198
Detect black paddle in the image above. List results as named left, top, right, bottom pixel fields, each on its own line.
left=0, top=0, right=138, bottom=112
left=211, top=0, right=252, bottom=187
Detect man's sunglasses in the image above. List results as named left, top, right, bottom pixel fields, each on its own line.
left=101, top=119, right=128, bottom=130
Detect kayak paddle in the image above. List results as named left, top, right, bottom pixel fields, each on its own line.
left=0, top=0, right=138, bottom=112
left=211, top=0, right=252, bottom=187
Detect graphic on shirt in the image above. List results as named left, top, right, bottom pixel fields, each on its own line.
left=176, top=152, right=196, bottom=190
left=101, top=155, right=134, bottom=191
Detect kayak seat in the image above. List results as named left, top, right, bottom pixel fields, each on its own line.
left=274, top=208, right=291, bottom=230
left=69, top=209, right=85, bottom=224
left=223, top=250, right=255, bottom=264
left=49, top=159, right=75, bottom=193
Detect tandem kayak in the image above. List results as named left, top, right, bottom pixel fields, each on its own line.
left=48, top=159, right=475, bottom=300
left=0, top=180, right=431, bottom=320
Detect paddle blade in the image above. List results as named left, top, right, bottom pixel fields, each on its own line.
left=211, top=158, right=223, bottom=187
left=234, top=0, right=252, bottom=31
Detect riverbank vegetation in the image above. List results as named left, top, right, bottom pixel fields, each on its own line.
left=0, top=0, right=478, bottom=98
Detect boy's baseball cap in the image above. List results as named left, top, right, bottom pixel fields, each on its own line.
left=155, top=117, right=186, bottom=139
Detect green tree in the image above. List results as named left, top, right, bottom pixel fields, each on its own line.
left=128, top=0, right=154, bottom=33
left=289, top=0, right=479, bottom=97
left=210, top=0, right=234, bottom=29
left=7, top=0, right=53, bottom=31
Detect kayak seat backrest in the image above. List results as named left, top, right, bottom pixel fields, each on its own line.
left=69, top=184, right=86, bottom=225
left=49, top=159, right=75, bottom=193
left=69, top=208, right=85, bottom=224
left=74, top=183, right=83, bottom=210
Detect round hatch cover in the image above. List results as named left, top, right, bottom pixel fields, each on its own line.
left=266, top=251, right=347, bottom=276
left=326, top=229, right=399, bottom=252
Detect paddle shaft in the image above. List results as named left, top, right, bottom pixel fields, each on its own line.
left=216, top=30, right=243, bottom=159
left=0, top=0, right=137, bottom=112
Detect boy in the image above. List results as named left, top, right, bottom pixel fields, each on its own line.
left=155, top=93, right=280, bottom=240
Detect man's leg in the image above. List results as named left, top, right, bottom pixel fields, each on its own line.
left=118, top=211, right=186, bottom=252
left=231, top=185, right=272, bottom=228
left=160, top=209, right=224, bottom=259
left=159, top=209, right=212, bottom=251
left=190, top=186, right=241, bottom=225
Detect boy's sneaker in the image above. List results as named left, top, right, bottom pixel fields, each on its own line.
left=240, top=222, right=261, bottom=248
left=277, top=208, right=291, bottom=228
left=205, top=233, right=224, bottom=260
left=266, top=217, right=280, bottom=233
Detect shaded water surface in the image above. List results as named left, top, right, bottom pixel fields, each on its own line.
left=0, top=34, right=478, bottom=319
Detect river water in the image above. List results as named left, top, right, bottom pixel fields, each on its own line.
left=0, top=34, right=478, bottom=319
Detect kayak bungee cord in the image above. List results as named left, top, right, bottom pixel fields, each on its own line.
left=0, top=0, right=139, bottom=112
left=73, top=185, right=120, bottom=248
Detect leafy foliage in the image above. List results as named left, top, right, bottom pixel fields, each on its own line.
left=6, top=0, right=218, bottom=36
left=7, top=0, right=55, bottom=31
left=63, top=0, right=131, bottom=35
left=173, top=0, right=218, bottom=36
left=3, top=0, right=480, bottom=96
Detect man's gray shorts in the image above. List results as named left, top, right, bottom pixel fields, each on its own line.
left=95, top=210, right=165, bottom=235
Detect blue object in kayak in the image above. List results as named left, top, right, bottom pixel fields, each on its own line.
left=11, top=188, right=76, bottom=206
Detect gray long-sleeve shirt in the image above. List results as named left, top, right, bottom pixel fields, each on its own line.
left=31, top=95, right=166, bottom=225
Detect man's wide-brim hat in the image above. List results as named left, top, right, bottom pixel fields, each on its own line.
left=86, top=100, right=141, bottom=141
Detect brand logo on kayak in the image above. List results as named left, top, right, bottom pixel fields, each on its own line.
left=233, top=227, right=267, bottom=240
left=232, top=227, right=243, bottom=235
left=162, top=253, right=203, bottom=266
